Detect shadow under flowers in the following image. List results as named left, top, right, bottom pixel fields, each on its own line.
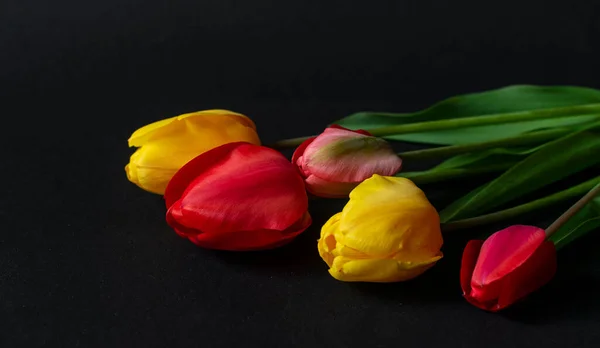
left=214, top=196, right=478, bottom=306
left=348, top=233, right=469, bottom=306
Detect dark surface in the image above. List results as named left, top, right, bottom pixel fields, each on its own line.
left=2, top=1, right=600, bottom=347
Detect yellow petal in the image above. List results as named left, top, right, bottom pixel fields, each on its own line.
left=125, top=158, right=177, bottom=195
left=125, top=141, right=201, bottom=194
left=127, top=109, right=256, bottom=147
left=328, top=255, right=442, bottom=283
left=339, top=175, right=442, bottom=259
left=316, top=175, right=444, bottom=283
left=317, top=212, right=342, bottom=267
left=125, top=109, right=260, bottom=194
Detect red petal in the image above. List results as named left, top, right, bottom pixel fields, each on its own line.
left=471, top=225, right=546, bottom=295
left=460, top=240, right=483, bottom=296
left=461, top=240, right=498, bottom=310
left=165, top=143, right=310, bottom=247
left=164, top=142, right=244, bottom=208
left=291, top=136, right=316, bottom=178
left=171, top=211, right=312, bottom=251
left=494, top=241, right=556, bottom=311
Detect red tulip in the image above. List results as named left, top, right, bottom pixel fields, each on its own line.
left=292, top=125, right=402, bottom=198
left=460, top=225, right=557, bottom=311
left=164, top=142, right=312, bottom=251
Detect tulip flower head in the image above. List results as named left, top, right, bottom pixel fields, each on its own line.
left=165, top=142, right=311, bottom=251
left=318, top=175, right=443, bottom=282
left=460, top=225, right=557, bottom=312
left=292, top=125, right=402, bottom=198
left=125, top=109, right=260, bottom=194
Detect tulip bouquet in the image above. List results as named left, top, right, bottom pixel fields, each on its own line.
left=125, top=85, right=600, bottom=312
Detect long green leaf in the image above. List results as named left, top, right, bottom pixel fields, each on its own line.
left=548, top=195, right=600, bottom=250
left=432, top=147, right=540, bottom=170
left=441, top=177, right=600, bottom=232
left=399, top=127, right=570, bottom=160
left=399, top=147, right=538, bottom=184
left=335, top=85, right=600, bottom=145
left=438, top=125, right=600, bottom=222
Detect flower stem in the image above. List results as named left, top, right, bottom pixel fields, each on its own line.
left=400, top=163, right=514, bottom=184
left=441, top=177, right=600, bottom=232
left=544, top=183, right=600, bottom=238
left=398, top=128, right=570, bottom=160
left=269, top=104, right=600, bottom=148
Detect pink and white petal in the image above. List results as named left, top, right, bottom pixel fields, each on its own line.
left=304, top=129, right=402, bottom=182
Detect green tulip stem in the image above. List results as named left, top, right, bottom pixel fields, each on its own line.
left=398, top=128, right=570, bottom=160
left=544, top=183, right=600, bottom=238
left=399, top=163, right=514, bottom=184
left=269, top=104, right=600, bottom=148
left=441, top=177, right=600, bottom=232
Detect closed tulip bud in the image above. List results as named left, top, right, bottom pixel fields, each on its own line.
left=292, top=125, right=402, bottom=198
left=460, top=225, right=557, bottom=312
left=165, top=142, right=311, bottom=251
left=125, top=109, right=260, bottom=194
left=318, top=175, right=443, bottom=282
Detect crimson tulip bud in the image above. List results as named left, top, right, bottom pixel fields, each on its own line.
left=292, top=125, right=402, bottom=198
left=165, top=142, right=311, bottom=251
left=460, top=225, right=557, bottom=312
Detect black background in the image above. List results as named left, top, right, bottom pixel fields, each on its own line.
left=2, top=1, right=600, bottom=347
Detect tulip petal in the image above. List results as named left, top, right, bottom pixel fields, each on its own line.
left=304, top=174, right=359, bottom=198
left=460, top=240, right=483, bottom=296
left=169, top=209, right=312, bottom=251
left=165, top=143, right=309, bottom=237
left=164, top=142, right=242, bottom=208
left=317, top=175, right=443, bottom=282
left=291, top=137, right=316, bottom=171
left=462, top=239, right=557, bottom=312
left=125, top=110, right=261, bottom=194
left=294, top=136, right=361, bottom=197
left=317, top=212, right=342, bottom=266
left=328, top=255, right=441, bottom=283
left=303, top=127, right=402, bottom=182
left=128, top=109, right=255, bottom=147
left=460, top=240, right=496, bottom=310
left=495, top=241, right=556, bottom=311
left=340, top=175, right=442, bottom=258
left=125, top=161, right=177, bottom=195
left=126, top=142, right=205, bottom=195
left=471, top=225, right=546, bottom=292
left=462, top=225, right=557, bottom=311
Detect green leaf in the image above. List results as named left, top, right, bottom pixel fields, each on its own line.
left=438, top=125, right=600, bottom=222
left=335, top=85, right=600, bottom=145
left=399, top=146, right=539, bottom=184
left=432, top=146, right=540, bottom=170
left=548, top=195, right=600, bottom=250
left=441, top=177, right=600, bottom=232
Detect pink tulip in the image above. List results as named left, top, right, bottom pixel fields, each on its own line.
left=292, top=125, right=403, bottom=198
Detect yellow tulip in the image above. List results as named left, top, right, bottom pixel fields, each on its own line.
left=318, top=175, right=443, bottom=282
left=125, top=109, right=260, bottom=194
